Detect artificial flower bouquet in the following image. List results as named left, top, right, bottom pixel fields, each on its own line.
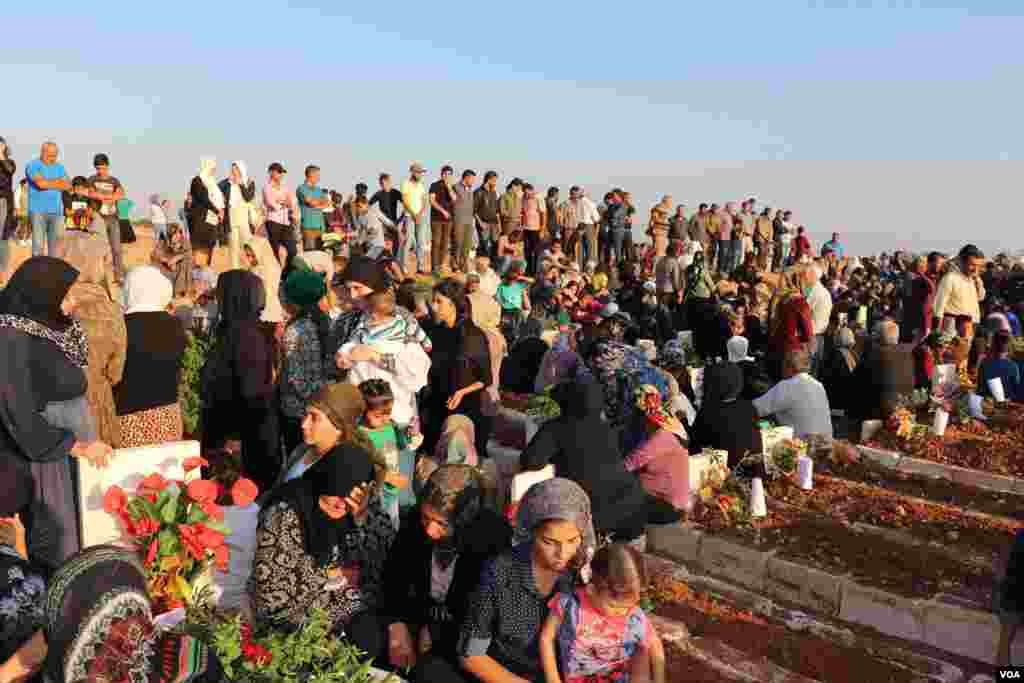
left=103, top=457, right=259, bottom=611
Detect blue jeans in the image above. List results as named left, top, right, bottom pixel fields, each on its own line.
left=400, top=214, right=430, bottom=273
left=31, top=213, right=64, bottom=257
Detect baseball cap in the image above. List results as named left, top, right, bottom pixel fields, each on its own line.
left=93, top=153, right=110, bottom=167
left=409, top=162, right=427, bottom=173
left=441, top=164, right=454, bottom=175
left=268, top=162, right=287, bottom=174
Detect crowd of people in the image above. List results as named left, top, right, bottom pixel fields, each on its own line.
left=4, top=137, right=1024, bottom=681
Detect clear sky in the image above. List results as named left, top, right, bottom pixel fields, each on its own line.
left=2, top=1, right=1022, bottom=256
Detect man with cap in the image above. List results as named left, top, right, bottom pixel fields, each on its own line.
left=86, top=152, right=126, bottom=280
left=401, top=162, right=430, bottom=276
left=263, top=162, right=299, bottom=274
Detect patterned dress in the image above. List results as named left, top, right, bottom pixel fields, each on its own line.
left=250, top=497, right=395, bottom=632
left=0, top=544, right=46, bottom=662
left=550, top=587, right=653, bottom=683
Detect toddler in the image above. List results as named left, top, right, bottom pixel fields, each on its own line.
left=540, top=544, right=665, bottom=683
left=357, top=379, right=420, bottom=529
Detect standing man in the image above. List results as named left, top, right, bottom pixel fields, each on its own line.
left=429, top=165, right=457, bottom=276
left=473, top=171, right=500, bottom=261
left=933, top=244, right=986, bottom=333
left=605, top=190, right=629, bottom=264
left=521, top=183, right=546, bottom=275
left=499, top=178, right=523, bottom=241
left=805, top=264, right=833, bottom=375
left=452, top=169, right=477, bottom=274
left=369, top=173, right=403, bottom=226
left=545, top=187, right=561, bottom=243
left=575, top=187, right=601, bottom=270
left=400, top=162, right=430, bottom=276
left=25, top=141, right=71, bottom=258
left=755, top=207, right=774, bottom=271
left=793, top=226, right=812, bottom=264
left=821, top=232, right=845, bottom=259
left=87, top=153, right=126, bottom=279
left=263, top=162, right=299, bottom=274
left=296, top=164, right=330, bottom=252
left=558, top=186, right=581, bottom=268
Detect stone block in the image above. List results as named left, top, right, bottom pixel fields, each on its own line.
left=697, top=535, right=771, bottom=591
left=838, top=579, right=926, bottom=643
left=689, top=638, right=822, bottom=683
left=857, top=445, right=902, bottom=470
left=764, top=557, right=843, bottom=616
left=897, top=456, right=951, bottom=480
left=949, top=465, right=1019, bottom=493
left=919, top=601, right=1024, bottom=665
left=647, top=525, right=703, bottom=567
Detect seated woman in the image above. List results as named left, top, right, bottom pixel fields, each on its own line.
left=415, top=478, right=595, bottom=683
left=0, top=460, right=46, bottom=679
left=252, top=445, right=395, bottom=660
left=688, top=363, right=760, bottom=468
left=520, top=380, right=682, bottom=541
left=821, top=327, right=859, bottom=412
left=151, top=222, right=193, bottom=298
left=624, top=386, right=690, bottom=513
left=980, top=331, right=1021, bottom=401
left=113, top=266, right=189, bottom=448
left=381, top=465, right=511, bottom=673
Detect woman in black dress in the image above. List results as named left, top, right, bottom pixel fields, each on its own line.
left=187, top=157, right=225, bottom=268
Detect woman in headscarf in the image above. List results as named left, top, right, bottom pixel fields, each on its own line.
left=63, top=236, right=127, bottom=448
left=150, top=221, right=193, bottom=297
left=252, top=445, right=395, bottom=658
left=381, top=465, right=511, bottom=675
left=467, top=289, right=506, bottom=414
left=243, top=238, right=284, bottom=324
left=200, top=270, right=279, bottom=492
left=218, top=161, right=257, bottom=269
left=980, top=331, right=1021, bottom=402
left=427, top=415, right=478, bottom=474
left=187, top=156, right=224, bottom=268
left=279, top=268, right=330, bottom=456
left=625, top=385, right=691, bottom=513
left=534, top=318, right=583, bottom=394
left=688, top=362, right=760, bottom=468
left=766, top=266, right=814, bottom=381
left=269, top=382, right=375, bottom=492
left=148, top=193, right=170, bottom=242
left=0, top=460, right=46, bottom=674
left=113, top=266, right=189, bottom=447
left=420, top=278, right=494, bottom=461
left=419, top=478, right=594, bottom=683
left=0, top=257, right=114, bottom=571
left=521, top=380, right=682, bottom=541
left=683, top=251, right=721, bottom=359
left=44, top=546, right=212, bottom=683
left=821, top=326, right=859, bottom=412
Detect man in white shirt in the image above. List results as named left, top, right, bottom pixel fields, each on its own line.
left=472, top=254, right=501, bottom=299
left=754, top=350, right=833, bottom=438
left=573, top=187, right=602, bottom=270
left=805, top=264, right=833, bottom=375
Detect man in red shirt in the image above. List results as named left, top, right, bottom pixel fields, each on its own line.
left=792, top=226, right=812, bottom=263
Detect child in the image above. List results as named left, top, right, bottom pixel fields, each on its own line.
left=497, top=261, right=532, bottom=343
left=357, top=379, right=420, bottom=529
left=540, top=544, right=666, bottom=683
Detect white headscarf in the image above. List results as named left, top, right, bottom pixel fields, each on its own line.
left=123, top=265, right=174, bottom=314
left=199, top=157, right=225, bottom=209
left=727, top=335, right=754, bottom=363
left=232, top=161, right=249, bottom=186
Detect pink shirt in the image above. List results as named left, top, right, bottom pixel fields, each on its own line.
left=624, top=430, right=690, bottom=511
left=263, top=183, right=297, bottom=225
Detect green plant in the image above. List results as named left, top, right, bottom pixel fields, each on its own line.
left=525, top=385, right=561, bottom=420
left=179, top=332, right=212, bottom=437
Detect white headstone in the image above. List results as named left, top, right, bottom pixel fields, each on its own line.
left=77, top=441, right=200, bottom=549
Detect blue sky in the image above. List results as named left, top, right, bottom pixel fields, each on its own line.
left=2, top=1, right=1022, bottom=255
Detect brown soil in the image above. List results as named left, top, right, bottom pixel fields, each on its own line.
left=648, top=575, right=920, bottom=683
left=662, top=642, right=738, bottom=683
left=819, top=451, right=1024, bottom=521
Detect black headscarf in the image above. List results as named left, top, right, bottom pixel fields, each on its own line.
left=704, top=362, right=744, bottom=405
left=417, top=464, right=484, bottom=569
left=215, top=269, right=265, bottom=332
left=340, top=256, right=389, bottom=293
left=260, top=443, right=376, bottom=567
left=0, top=256, right=79, bottom=330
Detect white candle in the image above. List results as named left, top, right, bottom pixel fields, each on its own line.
left=798, top=455, right=814, bottom=490
left=932, top=408, right=949, bottom=436
left=988, top=378, right=1007, bottom=403
left=750, top=477, right=767, bottom=518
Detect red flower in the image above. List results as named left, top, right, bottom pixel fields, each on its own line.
left=195, top=523, right=225, bottom=550
left=118, top=511, right=137, bottom=537
left=504, top=502, right=520, bottom=524
left=200, top=501, right=224, bottom=522
left=240, top=624, right=253, bottom=642
left=138, top=473, right=169, bottom=495
left=183, top=457, right=209, bottom=473
left=186, top=479, right=218, bottom=504
left=134, top=515, right=161, bottom=538
left=231, top=479, right=259, bottom=507
left=145, top=538, right=159, bottom=567
left=103, top=486, right=128, bottom=515
left=179, top=524, right=206, bottom=561
left=241, top=642, right=272, bottom=666
left=213, top=545, right=230, bottom=572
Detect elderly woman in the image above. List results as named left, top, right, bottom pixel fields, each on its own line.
left=416, top=478, right=595, bottom=683
left=821, top=327, right=859, bottom=412
left=381, top=465, right=511, bottom=673
left=279, top=268, right=330, bottom=456
left=624, top=389, right=691, bottom=513
left=113, top=266, right=189, bottom=447
left=766, top=267, right=814, bottom=381
left=252, top=445, right=395, bottom=659
left=63, top=236, right=127, bottom=448
left=0, top=258, right=114, bottom=571
left=980, top=331, right=1021, bottom=402
left=243, top=238, right=284, bottom=324
left=150, top=221, right=193, bottom=297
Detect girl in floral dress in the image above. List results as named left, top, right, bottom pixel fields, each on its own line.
left=540, top=544, right=665, bottom=683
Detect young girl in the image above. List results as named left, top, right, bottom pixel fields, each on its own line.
left=357, top=379, right=420, bottom=530
left=497, top=261, right=532, bottom=343
left=540, top=544, right=666, bottom=683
